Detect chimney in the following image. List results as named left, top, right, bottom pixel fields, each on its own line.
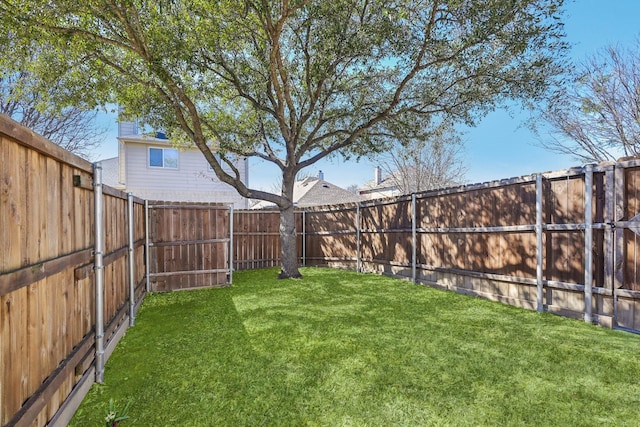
left=318, top=170, right=324, bottom=180
left=374, top=166, right=382, bottom=185
left=117, top=106, right=138, bottom=137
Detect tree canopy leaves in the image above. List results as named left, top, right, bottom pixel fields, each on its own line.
left=0, top=0, right=568, bottom=277
left=1, top=0, right=566, bottom=192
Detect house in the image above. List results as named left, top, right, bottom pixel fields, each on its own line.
left=359, top=165, right=463, bottom=200
left=358, top=166, right=401, bottom=200
left=101, top=120, right=249, bottom=208
left=250, top=171, right=362, bottom=209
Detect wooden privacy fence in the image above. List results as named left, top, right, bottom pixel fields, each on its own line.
left=146, top=201, right=232, bottom=291
left=233, top=210, right=303, bottom=271
left=301, top=161, right=640, bottom=332
left=4, top=109, right=640, bottom=427
left=0, top=116, right=146, bottom=427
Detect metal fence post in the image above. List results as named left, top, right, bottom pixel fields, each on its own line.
left=412, top=193, right=417, bottom=284
left=302, top=210, right=306, bottom=266
left=613, top=163, right=626, bottom=327
left=356, top=203, right=362, bottom=273
left=127, top=193, right=135, bottom=326
left=584, top=164, right=594, bottom=323
left=229, top=204, right=234, bottom=285
left=536, top=173, right=544, bottom=312
left=145, top=200, right=150, bottom=292
left=93, top=162, right=105, bottom=384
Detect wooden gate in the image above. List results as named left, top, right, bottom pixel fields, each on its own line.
left=147, top=201, right=232, bottom=291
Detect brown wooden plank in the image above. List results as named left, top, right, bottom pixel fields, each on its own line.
left=150, top=269, right=230, bottom=277
left=0, top=291, right=12, bottom=424
left=103, top=196, right=113, bottom=254
left=0, top=139, right=8, bottom=274
left=102, top=184, right=129, bottom=200
left=4, top=287, right=28, bottom=424
left=0, top=292, right=3, bottom=425
left=61, top=167, right=74, bottom=256
left=48, top=157, right=63, bottom=261
left=72, top=174, right=86, bottom=254
left=9, top=143, right=27, bottom=271
left=27, top=149, right=45, bottom=266
left=0, top=115, right=92, bottom=173
left=44, top=273, right=57, bottom=388
left=0, top=248, right=93, bottom=296
left=625, top=168, right=640, bottom=290
left=9, top=332, right=94, bottom=427
left=26, top=278, right=43, bottom=412
left=171, top=207, right=181, bottom=275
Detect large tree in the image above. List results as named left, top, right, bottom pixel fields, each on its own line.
left=1, top=0, right=567, bottom=278
left=0, top=45, right=106, bottom=158
left=535, top=40, right=640, bottom=163
left=0, top=75, right=106, bottom=158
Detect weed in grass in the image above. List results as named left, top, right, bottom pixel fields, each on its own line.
left=70, top=267, right=640, bottom=426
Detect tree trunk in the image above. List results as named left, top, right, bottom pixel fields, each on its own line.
left=278, top=203, right=302, bottom=279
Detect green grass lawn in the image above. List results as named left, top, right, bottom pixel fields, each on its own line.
left=71, top=267, right=640, bottom=426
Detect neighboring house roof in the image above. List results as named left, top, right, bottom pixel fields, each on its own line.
left=359, top=165, right=464, bottom=199
left=359, top=167, right=400, bottom=198
left=117, top=133, right=177, bottom=145
left=359, top=175, right=398, bottom=194
left=251, top=176, right=362, bottom=209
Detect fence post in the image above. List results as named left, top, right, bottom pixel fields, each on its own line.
left=356, top=203, right=362, bottom=273
left=229, top=204, right=234, bottom=285
left=302, top=210, right=306, bottom=267
left=584, top=164, right=594, bottom=323
left=144, top=200, right=150, bottom=292
left=127, top=193, right=136, bottom=326
left=412, top=194, right=417, bottom=284
left=603, top=166, right=615, bottom=292
left=93, top=162, right=105, bottom=384
left=613, top=163, right=626, bottom=327
left=536, top=173, right=544, bottom=312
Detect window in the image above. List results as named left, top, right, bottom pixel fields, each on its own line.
left=149, top=147, right=178, bottom=169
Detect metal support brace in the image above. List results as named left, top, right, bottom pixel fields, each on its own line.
left=356, top=204, right=362, bottom=273
left=535, top=173, right=544, bottom=312
left=584, top=164, right=594, bottom=323
left=127, top=193, right=136, bottom=326
left=145, top=200, right=150, bottom=292
left=302, top=211, right=306, bottom=267
left=93, top=162, right=105, bottom=384
left=412, top=194, right=417, bottom=284
left=229, top=204, right=234, bottom=285
left=613, top=164, right=625, bottom=327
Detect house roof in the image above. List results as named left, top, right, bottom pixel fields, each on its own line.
left=359, top=173, right=398, bottom=194
left=251, top=176, right=362, bottom=209
left=117, top=133, right=177, bottom=145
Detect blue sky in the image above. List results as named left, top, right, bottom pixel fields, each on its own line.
left=94, top=0, right=640, bottom=190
